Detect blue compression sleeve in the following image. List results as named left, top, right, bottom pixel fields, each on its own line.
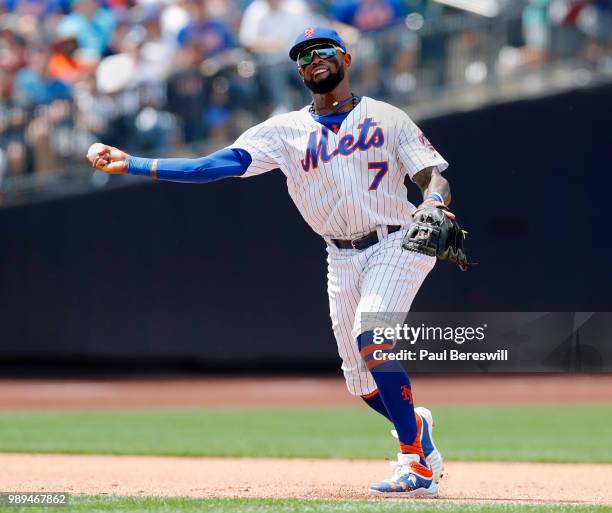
left=127, top=148, right=252, bottom=183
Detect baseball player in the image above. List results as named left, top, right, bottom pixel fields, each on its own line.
left=87, top=26, right=468, bottom=497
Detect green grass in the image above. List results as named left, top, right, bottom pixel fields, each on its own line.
left=1, top=497, right=611, bottom=513
left=0, top=405, right=610, bottom=463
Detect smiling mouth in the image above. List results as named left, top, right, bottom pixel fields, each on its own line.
left=313, top=67, right=330, bottom=78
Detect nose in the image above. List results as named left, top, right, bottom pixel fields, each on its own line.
left=311, top=52, right=325, bottom=65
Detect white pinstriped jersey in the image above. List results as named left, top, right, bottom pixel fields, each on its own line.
left=230, top=96, right=448, bottom=239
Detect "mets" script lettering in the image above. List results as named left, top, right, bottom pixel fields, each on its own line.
left=300, top=118, right=384, bottom=172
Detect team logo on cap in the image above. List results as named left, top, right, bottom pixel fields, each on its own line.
left=304, top=27, right=315, bottom=38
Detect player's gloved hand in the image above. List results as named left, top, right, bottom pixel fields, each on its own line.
left=86, top=143, right=128, bottom=174
left=402, top=200, right=469, bottom=271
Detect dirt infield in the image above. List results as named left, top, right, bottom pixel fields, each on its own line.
left=2, top=376, right=612, bottom=505
left=1, top=375, right=612, bottom=409
left=3, top=453, right=612, bottom=505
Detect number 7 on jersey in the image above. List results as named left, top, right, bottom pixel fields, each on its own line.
left=368, top=162, right=389, bottom=191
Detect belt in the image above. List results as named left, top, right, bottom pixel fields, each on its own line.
left=331, top=225, right=401, bottom=250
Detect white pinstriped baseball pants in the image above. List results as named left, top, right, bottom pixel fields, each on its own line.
left=326, top=228, right=436, bottom=396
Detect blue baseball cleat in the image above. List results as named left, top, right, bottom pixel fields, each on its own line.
left=391, top=406, right=444, bottom=483
left=374, top=406, right=443, bottom=497
left=369, top=452, right=437, bottom=497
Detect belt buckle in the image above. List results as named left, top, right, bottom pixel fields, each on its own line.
left=351, top=238, right=359, bottom=250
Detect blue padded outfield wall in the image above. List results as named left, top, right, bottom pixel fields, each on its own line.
left=1, top=83, right=611, bottom=374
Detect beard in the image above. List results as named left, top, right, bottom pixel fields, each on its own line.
left=303, top=59, right=345, bottom=94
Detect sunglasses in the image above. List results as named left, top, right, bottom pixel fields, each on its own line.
left=298, top=46, right=342, bottom=67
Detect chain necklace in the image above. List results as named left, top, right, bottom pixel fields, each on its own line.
left=310, top=93, right=359, bottom=115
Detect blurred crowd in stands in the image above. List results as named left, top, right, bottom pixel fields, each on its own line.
left=0, top=0, right=611, bottom=181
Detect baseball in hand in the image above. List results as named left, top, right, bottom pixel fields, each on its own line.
left=87, top=143, right=108, bottom=167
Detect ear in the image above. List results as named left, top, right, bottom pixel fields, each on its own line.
left=297, top=65, right=305, bottom=79
left=344, top=52, right=352, bottom=70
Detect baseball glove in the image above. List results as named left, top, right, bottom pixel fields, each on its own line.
left=402, top=201, right=469, bottom=271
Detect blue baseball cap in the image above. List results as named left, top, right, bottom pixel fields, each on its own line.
left=289, top=26, right=347, bottom=61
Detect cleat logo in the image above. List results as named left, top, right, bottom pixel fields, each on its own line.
left=408, top=474, right=417, bottom=486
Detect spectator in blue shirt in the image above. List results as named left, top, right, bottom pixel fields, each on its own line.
left=328, top=0, right=407, bottom=32
left=177, top=0, right=235, bottom=59
left=2, top=0, right=63, bottom=18
left=14, top=47, right=71, bottom=106
left=57, top=0, right=116, bottom=61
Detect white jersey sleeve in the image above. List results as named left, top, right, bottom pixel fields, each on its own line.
left=228, top=121, right=283, bottom=178
left=395, top=112, right=449, bottom=179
